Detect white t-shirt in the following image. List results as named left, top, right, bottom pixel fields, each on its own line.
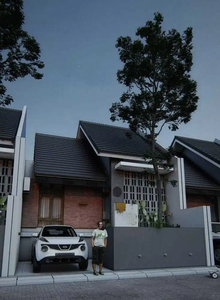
left=92, top=229, right=108, bottom=247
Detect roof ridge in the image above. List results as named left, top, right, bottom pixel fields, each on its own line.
left=35, top=133, right=76, bottom=140
left=0, top=107, right=22, bottom=113
left=175, top=136, right=214, bottom=143
left=79, top=120, right=130, bottom=131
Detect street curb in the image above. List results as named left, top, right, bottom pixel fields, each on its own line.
left=52, top=274, right=88, bottom=284
left=0, top=267, right=218, bottom=287
left=0, top=277, right=17, bottom=287
left=17, top=275, right=53, bottom=286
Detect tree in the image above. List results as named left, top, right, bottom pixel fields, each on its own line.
left=0, top=0, right=44, bottom=106
left=110, top=12, right=199, bottom=226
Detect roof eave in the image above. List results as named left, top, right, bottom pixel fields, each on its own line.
left=172, top=138, right=220, bottom=168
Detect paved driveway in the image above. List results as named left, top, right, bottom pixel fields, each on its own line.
left=0, top=275, right=220, bottom=300
left=16, top=259, right=110, bottom=276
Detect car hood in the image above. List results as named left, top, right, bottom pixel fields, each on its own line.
left=41, top=237, right=83, bottom=244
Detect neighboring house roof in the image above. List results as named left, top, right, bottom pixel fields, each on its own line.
left=79, top=121, right=167, bottom=159
left=184, top=158, right=220, bottom=190
left=34, top=133, right=106, bottom=183
left=0, top=107, right=22, bottom=140
left=174, top=136, right=220, bottom=165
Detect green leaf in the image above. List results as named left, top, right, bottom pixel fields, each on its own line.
left=0, top=196, right=7, bottom=205
left=162, top=203, right=167, bottom=213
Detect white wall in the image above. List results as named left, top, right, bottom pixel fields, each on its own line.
left=166, top=156, right=214, bottom=266
left=0, top=225, right=5, bottom=274
left=1, top=106, right=27, bottom=277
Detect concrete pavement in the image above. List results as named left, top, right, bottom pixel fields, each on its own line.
left=1, top=275, right=220, bottom=300
left=0, top=260, right=219, bottom=287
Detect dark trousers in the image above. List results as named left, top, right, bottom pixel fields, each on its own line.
left=92, top=246, right=105, bottom=264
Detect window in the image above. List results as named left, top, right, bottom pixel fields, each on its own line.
left=0, top=159, right=13, bottom=197
left=38, top=190, right=63, bottom=226
left=124, top=172, right=166, bottom=226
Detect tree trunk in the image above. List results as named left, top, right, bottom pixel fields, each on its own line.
left=151, top=127, right=163, bottom=226
left=156, top=174, right=162, bottom=225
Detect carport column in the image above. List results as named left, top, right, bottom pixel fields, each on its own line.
left=110, top=159, right=124, bottom=227
left=1, top=195, right=14, bottom=277
left=8, top=137, right=25, bottom=276
left=1, top=134, right=22, bottom=277
left=203, top=206, right=215, bottom=266
left=1, top=106, right=27, bottom=277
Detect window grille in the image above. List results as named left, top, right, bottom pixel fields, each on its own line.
left=0, top=159, right=13, bottom=197
left=123, top=172, right=166, bottom=226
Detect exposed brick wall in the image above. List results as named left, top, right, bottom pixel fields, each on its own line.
left=64, top=186, right=103, bottom=229
left=186, top=194, right=212, bottom=208
left=21, top=181, right=39, bottom=228
left=21, top=183, right=103, bottom=229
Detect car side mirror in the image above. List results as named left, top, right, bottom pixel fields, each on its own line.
left=79, top=233, right=84, bottom=242
left=31, top=233, right=38, bottom=238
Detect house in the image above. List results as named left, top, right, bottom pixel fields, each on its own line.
left=0, top=106, right=28, bottom=277
left=0, top=107, right=215, bottom=275
left=21, top=121, right=167, bottom=230
left=171, top=136, right=220, bottom=226
left=19, top=121, right=215, bottom=271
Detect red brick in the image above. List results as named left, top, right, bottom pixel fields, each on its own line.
left=21, top=183, right=103, bottom=229
left=64, top=186, right=103, bottom=229
left=186, top=194, right=212, bottom=208
left=21, top=181, right=39, bottom=227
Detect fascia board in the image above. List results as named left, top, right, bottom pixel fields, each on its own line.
left=16, top=106, right=27, bottom=138
left=174, top=140, right=220, bottom=169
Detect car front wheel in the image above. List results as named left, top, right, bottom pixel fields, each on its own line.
left=33, top=252, right=41, bottom=273
left=79, top=259, right=88, bottom=271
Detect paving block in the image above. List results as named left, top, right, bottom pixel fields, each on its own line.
left=17, top=275, right=53, bottom=286
left=114, top=271, right=146, bottom=280
left=53, top=274, right=87, bottom=284
left=86, top=273, right=118, bottom=281
left=0, top=277, right=17, bottom=287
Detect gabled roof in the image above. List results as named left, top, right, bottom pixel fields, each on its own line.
left=34, top=134, right=106, bottom=183
left=79, top=121, right=167, bottom=159
left=184, top=158, right=220, bottom=190
left=173, top=136, right=220, bottom=166
left=0, top=107, right=22, bottom=140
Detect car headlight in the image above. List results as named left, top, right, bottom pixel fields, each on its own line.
left=41, top=245, right=49, bottom=252
left=80, top=245, right=86, bottom=251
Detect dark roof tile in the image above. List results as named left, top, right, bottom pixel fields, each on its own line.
left=0, top=107, right=22, bottom=140
left=184, top=158, right=220, bottom=190
left=79, top=121, right=167, bottom=159
left=34, top=134, right=106, bottom=182
left=175, top=136, right=220, bottom=165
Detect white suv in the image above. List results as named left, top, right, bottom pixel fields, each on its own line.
left=31, top=225, right=88, bottom=273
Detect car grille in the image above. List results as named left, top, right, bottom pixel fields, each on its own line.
left=43, top=244, right=81, bottom=251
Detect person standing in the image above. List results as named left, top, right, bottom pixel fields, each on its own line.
left=92, top=221, right=108, bottom=275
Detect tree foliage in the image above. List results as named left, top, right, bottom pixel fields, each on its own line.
left=0, top=0, right=44, bottom=106
left=110, top=12, right=199, bottom=225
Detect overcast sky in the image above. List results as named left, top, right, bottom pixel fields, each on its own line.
left=5, top=0, right=220, bottom=159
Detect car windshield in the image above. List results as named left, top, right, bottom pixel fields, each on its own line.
left=42, top=226, right=77, bottom=237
